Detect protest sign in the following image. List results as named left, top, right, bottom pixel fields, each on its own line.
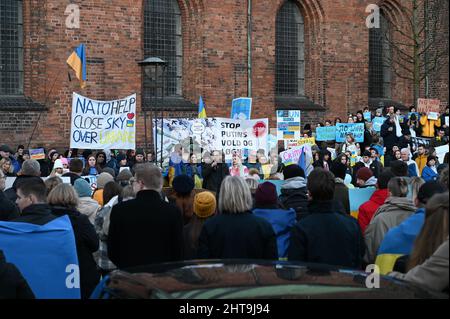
left=335, top=123, right=365, bottom=142
left=298, top=137, right=316, bottom=146
left=316, top=126, right=336, bottom=141
left=349, top=187, right=376, bottom=219
left=428, top=112, right=439, bottom=120
left=231, top=97, right=252, bottom=120
left=411, top=137, right=431, bottom=148
left=446, top=116, right=449, bottom=127
left=417, top=98, right=440, bottom=114
left=435, top=144, right=449, bottom=164
left=363, top=112, right=372, bottom=122
left=70, top=92, right=136, bottom=150
left=372, top=117, right=385, bottom=132
left=5, top=176, right=71, bottom=190
left=277, top=110, right=301, bottom=140
left=29, top=148, right=45, bottom=160
left=153, top=118, right=269, bottom=165
left=279, top=146, right=305, bottom=165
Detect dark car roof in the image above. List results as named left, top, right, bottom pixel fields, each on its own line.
left=96, top=260, right=447, bottom=299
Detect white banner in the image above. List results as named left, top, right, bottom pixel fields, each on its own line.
left=153, top=118, right=269, bottom=165
left=70, top=93, right=136, bottom=150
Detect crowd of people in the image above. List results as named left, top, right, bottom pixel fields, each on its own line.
left=0, top=105, right=449, bottom=298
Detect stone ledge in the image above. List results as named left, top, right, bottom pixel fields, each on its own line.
left=0, top=96, right=47, bottom=112
left=275, top=96, right=326, bottom=111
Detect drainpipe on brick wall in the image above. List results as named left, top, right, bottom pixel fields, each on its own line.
left=247, top=0, right=252, bottom=97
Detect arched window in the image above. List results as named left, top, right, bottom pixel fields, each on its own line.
left=275, top=0, right=305, bottom=96
left=0, top=0, right=23, bottom=95
left=144, top=0, right=182, bottom=97
left=369, top=12, right=391, bottom=98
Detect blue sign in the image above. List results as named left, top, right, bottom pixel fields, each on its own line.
left=349, top=187, right=376, bottom=213
left=372, top=117, right=385, bottom=132
left=316, top=126, right=336, bottom=141
left=336, top=123, right=365, bottom=143
left=364, top=112, right=372, bottom=122
left=231, top=98, right=252, bottom=120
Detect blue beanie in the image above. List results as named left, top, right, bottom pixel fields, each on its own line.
left=172, top=174, right=194, bottom=195
left=74, top=178, right=92, bottom=198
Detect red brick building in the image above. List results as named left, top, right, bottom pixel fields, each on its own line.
left=0, top=0, right=448, bottom=150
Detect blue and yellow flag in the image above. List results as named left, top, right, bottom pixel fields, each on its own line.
left=198, top=96, right=206, bottom=119
left=67, top=44, right=87, bottom=88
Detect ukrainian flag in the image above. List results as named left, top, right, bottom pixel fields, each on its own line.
left=198, top=96, right=207, bottom=119
left=67, top=44, right=87, bottom=88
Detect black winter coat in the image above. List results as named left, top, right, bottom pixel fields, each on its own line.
left=0, top=250, right=35, bottom=299
left=380, top=119, right=399, bottom=154
left=288, top=200, right=365, bottom=269
left=108, top=190, right=184, bottom=269
left=201, top=163, right=229, bottom=193
left=197, top=212, right=278, bottom=260
left=0, top=191, right=19, bottom=221
left=51, top=206, right=100, bottom=299
left=11, top=204, right=58, bottom=226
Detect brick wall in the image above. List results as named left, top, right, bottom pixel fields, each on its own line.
left=0, top=0, right=447, bottom=150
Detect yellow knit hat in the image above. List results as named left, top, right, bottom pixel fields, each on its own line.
left=193, top=191, right=216, bottom=218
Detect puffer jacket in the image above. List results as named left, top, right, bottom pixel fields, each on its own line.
left=364, top=196, right=416, bottom=263
left=419, top=115, right=441, bottom=138
left=279, top=177, right=309, bottom=220
left=358, top=188, right=389, bottom=235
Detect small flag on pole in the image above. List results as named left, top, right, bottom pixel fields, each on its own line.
left=198, top=96, right=207, bottom=119
left=66, top=44, right=87, bottom=88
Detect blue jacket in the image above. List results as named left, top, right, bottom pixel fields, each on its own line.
left=421, top=166, right=438, bottom=182
left=407, top=163, right=419, bottom=177
left=252, top=208, right=296, bottom=259
left=376, top=208, right=425, bottom=274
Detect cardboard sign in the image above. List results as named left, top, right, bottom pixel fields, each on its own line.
left=428, top=112, right=439, bottom=120
left=335, top=123, right=365, bottom=143
left=277, top=110, right=301, bottom=141
left=363, top=112, right=372, bottom=122
left=417, top=98, right=440, bottom=114
left=231, top=98, right=252, bottom=120
left=279, top=146, right=305, bottom=165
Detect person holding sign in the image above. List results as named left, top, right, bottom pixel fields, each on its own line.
left=420, top=112, right=441, bottom=138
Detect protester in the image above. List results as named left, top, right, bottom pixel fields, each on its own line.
left=364, top=177, right=417, bottom=263
left=94, top=181, right=123, bottom=276
left=6, top=159, right=42, bottom=203
left=183, top=191, right=217, bottom=260
left=419, top=112, right=441, bottom=138
left=279, top=165, right=309, bottom=220
left=353, top=150, right=382, bottom=184
left=185, top=153, right=202, bottom=187
left=288, top=168, right=365, bottom=268
left=356, top=167, right=378, bottom=188
left=44, top=176, right=63, bottom=196
left=108, top=164, right=184, bottom=268
left=252, top=182, right=296, bottom=259
left=377, top=181, right=446, bottom=274
left=92, top=172, right=114, bottom=206
left=62, top=158, right=83, bottom=185
left=414, top=145, right=428, bottom=175
left=197, top=176, right=277, bottom=259
left=14, top=145, right=25, bottom=166
left=95, top=151, right=107, bottom=171
left=338, top=134, right=360, bottom=156
left=116, top=168, right=133, bottom=187
left=202, top=150, right=229, bottom=194
left=421, top=155, right=439, bottom=182
left=47, top=184, right=100, bottom=299
left=358, top=169, right=396, bottom=234
left=381, top=116, right=399, bottom=155
left=431, top=127, right=449, bottom=148
left=312, top=149, right=332, bottom=171
left=389, top=192, right=449, bottom=293
left=82, top=155, right=101, bottom=176
left=73, top=178, right=100, bottom=225
left=0, top=170, right=19, bottom=221
left=49, top=159, right=64, bottom=177
left=0, top=145, right=20, bottom=174
left=440, top=167, right=449, bottom=190
left=400, top=148, right=420, bottom=177
left=0, top=250, right=35, bottom=299
left=330, top=161, right=350, bottom=215
left=47, top=150, right=59, bottom=173
left=134, top=149, right=146, bottom=166
left=1, top=157, right=16, bottom=177
left=170, top=174, right=195, bottom=225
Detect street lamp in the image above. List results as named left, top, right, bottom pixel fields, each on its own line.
left=138, top=57, right=167, bottom=168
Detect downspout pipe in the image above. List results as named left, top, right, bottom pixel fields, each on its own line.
left=247, top=0, right=252, bottom=97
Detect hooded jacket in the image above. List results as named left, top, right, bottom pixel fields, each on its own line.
left=364, top=196, right=416, bottom=263
left=358, top=188, right=389, bottom=235
left=422, top=165, right=439, bottom=182
left=415, top=154, right=428, bottom=175
left=279, top=177, right=309, bottom=220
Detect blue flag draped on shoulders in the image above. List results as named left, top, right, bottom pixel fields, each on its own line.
left=0, top=215, right=80, bottom=299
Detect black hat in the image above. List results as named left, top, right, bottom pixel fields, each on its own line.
left=0, top=145, right=13, bottom=153
left=283, top=164, right=305, bottom=180
left=136, top=148, right=145, bottom=156
left=172, top=174, right=195, bottom=195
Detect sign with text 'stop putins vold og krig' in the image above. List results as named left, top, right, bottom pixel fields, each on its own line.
left=70, top=92, right=136, bottom=150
